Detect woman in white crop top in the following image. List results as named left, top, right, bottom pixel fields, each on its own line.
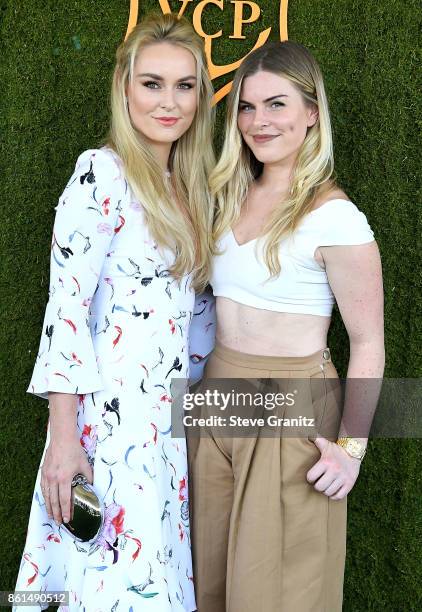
left=188, top=42, right=384, bottom=612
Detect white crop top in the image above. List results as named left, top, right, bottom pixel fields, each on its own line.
left=210, top=199, right=374, bottom=317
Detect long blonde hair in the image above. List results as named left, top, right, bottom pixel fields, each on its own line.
left=107, top=13, right=215, bottom=290
left=212, top=41, right=335, bottom=277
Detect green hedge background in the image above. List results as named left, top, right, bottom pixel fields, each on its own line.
left=1, top=0, right=420, bottom=609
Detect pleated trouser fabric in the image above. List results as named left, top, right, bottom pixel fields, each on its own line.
left=188, top=343, right=347, bottom=612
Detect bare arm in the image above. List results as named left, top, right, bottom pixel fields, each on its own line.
left=307, top=241, right=384, bottom=499
left=325, top=241, right=385, bottom=438
left=48, top=393, right=79, bottom=442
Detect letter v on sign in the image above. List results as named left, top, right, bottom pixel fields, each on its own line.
left=125, top=0, right=289, bottom=105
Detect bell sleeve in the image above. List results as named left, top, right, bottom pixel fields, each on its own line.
left=27, top=148, right=124, bottom=400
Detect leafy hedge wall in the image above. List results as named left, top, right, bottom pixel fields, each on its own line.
left=0, top=1, right=420, bottom=609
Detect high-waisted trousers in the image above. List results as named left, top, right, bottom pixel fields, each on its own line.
left=187, top=342, right=347, bottom=612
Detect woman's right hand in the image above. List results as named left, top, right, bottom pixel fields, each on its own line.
left=40, top=437, right=93, bottom=525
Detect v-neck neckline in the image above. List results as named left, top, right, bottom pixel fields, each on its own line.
left=229, top=199, right=352, bottom=247
left=229, top=229, right=260, bottom=248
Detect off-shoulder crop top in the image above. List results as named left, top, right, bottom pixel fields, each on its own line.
left=210, top=199, right=375, bottom=317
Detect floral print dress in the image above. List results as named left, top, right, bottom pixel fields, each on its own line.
left=13, top=148, right=199, bottom=612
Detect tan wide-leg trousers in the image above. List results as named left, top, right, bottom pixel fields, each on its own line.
left=188, top=343, right=347, bottom=612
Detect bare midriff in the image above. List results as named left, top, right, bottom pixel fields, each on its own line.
left=216, top=297, right=331, bottom=357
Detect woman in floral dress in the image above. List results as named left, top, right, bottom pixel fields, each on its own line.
left=14, top=13, right=214, bottom=612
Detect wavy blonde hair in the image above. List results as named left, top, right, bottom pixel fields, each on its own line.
left=107, top=13, right=215, bottom=290
left=212, top=41, right=336, bottom=277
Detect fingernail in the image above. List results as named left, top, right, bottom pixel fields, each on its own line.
left=63, top=516, right=69, bottom=523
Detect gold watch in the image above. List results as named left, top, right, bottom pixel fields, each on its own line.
left=336, top=437, right=366, bottom=460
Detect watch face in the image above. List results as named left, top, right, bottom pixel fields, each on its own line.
left=349, top=440, right=359, bottom=453
left=337, top=438, right=365, bottom=459
left=348, top=439, right=364, bottom=458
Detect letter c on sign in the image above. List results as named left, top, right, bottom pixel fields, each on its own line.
left=193, top=0, right=224, bottom=39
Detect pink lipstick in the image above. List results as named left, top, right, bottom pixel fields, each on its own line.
left=252, top=135, right=279, bottom=143
left=155, top=117, right=179, bottom=127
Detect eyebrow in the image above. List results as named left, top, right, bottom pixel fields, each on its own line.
left=137, top=73, right=197, bottom=81
left=239, top=94, right=289, bottom=104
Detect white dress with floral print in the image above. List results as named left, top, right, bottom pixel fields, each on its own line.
left=13, top=148, right=202, bottom=612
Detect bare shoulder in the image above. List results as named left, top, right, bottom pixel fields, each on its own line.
left=311, top=187, right=350, bottom=212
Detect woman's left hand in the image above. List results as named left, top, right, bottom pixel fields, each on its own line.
left=306, top=437, right=361, bottom=500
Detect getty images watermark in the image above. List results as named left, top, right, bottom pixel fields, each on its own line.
left=182, top=388, right=315, bottom=429
left=170, top=377, right=422, bottom=438
left=171, top=377, right=332, bottom=438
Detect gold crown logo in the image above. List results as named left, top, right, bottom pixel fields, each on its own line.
left=125, top=0, right=288, bottom=105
